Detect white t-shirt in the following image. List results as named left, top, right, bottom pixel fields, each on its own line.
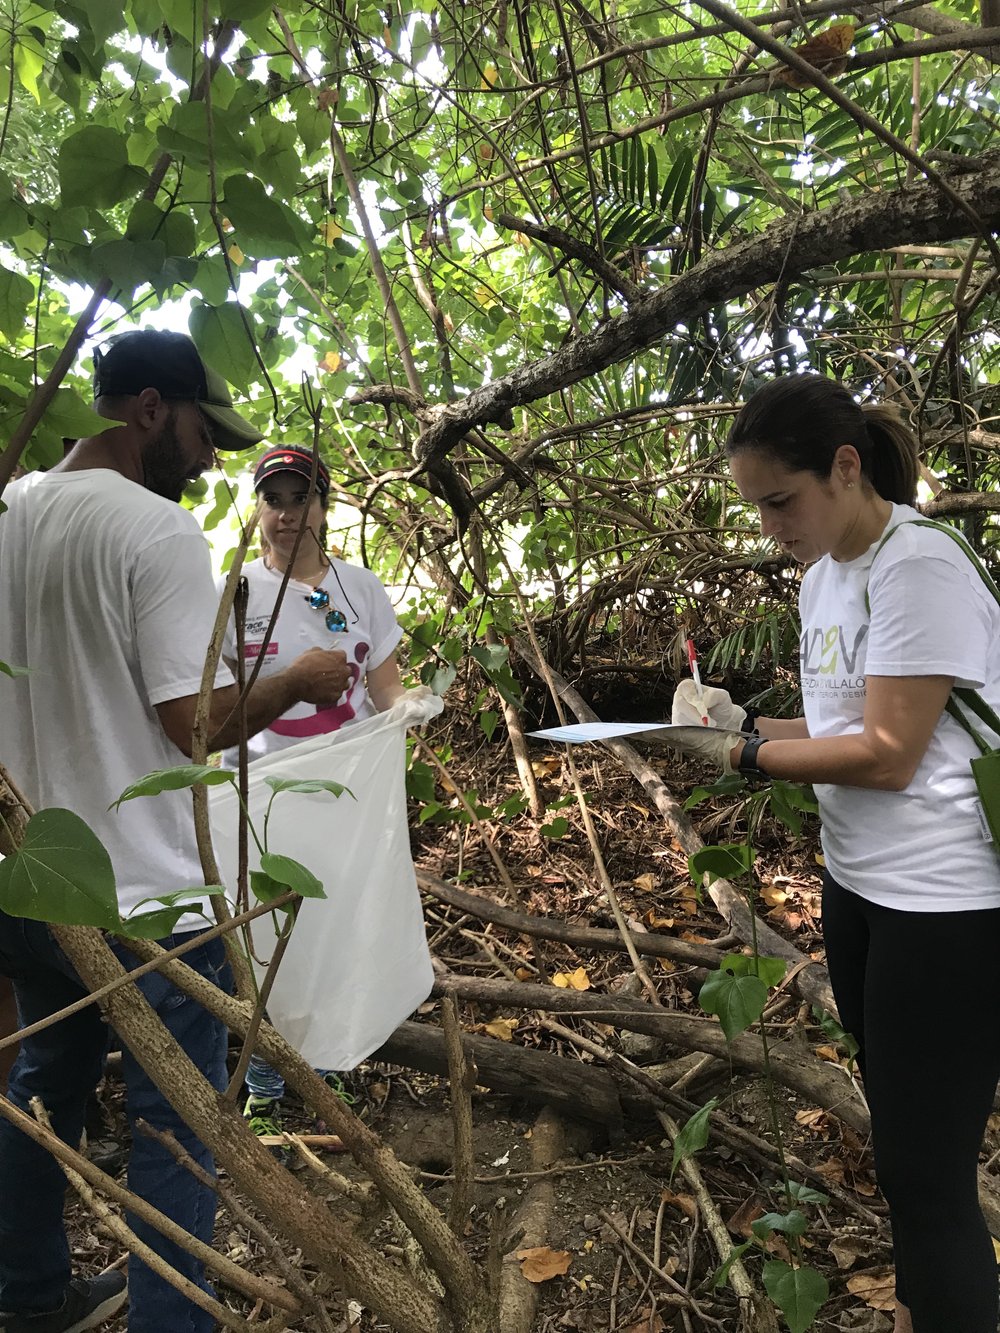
left=0, top=470, right=233, bottom=929
left=218, top=557, right=402, bottom=767
left=799, top=502, right=1000, bottom=911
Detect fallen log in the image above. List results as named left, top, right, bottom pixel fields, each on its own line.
left=375, top=1020, right=632, bottom=1134
left=431, top=974, right=868, bottom=1134
left=418, top=870, right=722, bottom=970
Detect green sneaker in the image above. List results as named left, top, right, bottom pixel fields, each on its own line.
left=243, top=1095, right=286, bottom=1147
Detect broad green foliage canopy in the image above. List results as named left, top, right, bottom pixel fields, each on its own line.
left=1, top=0, right=999, bottom=676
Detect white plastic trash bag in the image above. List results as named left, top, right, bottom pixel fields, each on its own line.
left=209, top=690, right=442, bottom=1070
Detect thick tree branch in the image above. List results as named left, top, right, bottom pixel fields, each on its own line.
left=417, top=154, right=1000, bottom=465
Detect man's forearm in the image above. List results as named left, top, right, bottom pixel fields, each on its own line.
left=207, top=672, right=302, bottom=752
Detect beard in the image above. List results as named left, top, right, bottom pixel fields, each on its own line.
left=141, top=408, right=199, bottom=503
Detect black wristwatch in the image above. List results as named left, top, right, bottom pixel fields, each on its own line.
left=738, top=734, right=771, bottom=779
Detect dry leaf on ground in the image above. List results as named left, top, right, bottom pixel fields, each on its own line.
left=623, top=1310, right=666, bottom=1333
left=847, top=1269, right=896, bottom=1310
left=660, top=1187, right=697, bottom=1220
left=552, top=967, right=591, bottom=991
left=482, top=1018, right=518, bottom=1041
left=515, top=1246, right=572, bottom=1282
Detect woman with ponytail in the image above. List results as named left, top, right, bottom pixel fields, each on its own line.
left=666, top=373, right=1000, bottom=1333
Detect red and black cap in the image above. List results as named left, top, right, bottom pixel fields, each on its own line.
left=253, top=446, right=331, bottom=499
left=93, top=329, right=263, bottom=453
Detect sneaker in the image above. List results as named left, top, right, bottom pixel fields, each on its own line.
left=243, top=1095, right=289, bottom=1159
left=243, top=1094, right=284, bottom=1135
left=0, top=1272, right=127, bottom=1332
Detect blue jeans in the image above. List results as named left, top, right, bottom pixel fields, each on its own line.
left=0, top=913, right=232, bottom=1333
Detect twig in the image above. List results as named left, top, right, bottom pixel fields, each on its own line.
left=598, top=1208, right=725, bottom=1323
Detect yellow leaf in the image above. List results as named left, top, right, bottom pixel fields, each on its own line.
left=478, top=142, right=493, bottom=160
left=516, top=1246, right=571, bottom=1282
left=761, top=882, right=787, bottom=907
left=383, top=24, right=393, bottom=47
left=644, top=908, right=675, bottom=930
left=846, top=1270, right=896, bottom=1311
left=657, top=957, right=676, bottom=974
left=814, top=852, right=826, bottom=867
left=320, top=219, right=343, bottom=246
left=484, top=204, right=494, bottom=221
left=552, top=967, right=591, bottom=991
left=632, top=872, right=656, bottom=893
left=514, top=967, right=533, bottom=981
left=531, top=755, right=560, bottom=776
left=993, top=1237, right=1000, bottom=1262
left=484, top=1018, right=518, bottom=1042
left=320, top=350, right=342, bottom=373
left=481, top=64, right=498, bottom=89
left=227, top=244, right=244, bottom=267
left=514, top=232, right=531, bottom=249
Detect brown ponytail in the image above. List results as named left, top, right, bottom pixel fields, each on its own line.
left=728, top=373, right=920, bottom=504
left=860, top=404, right=919, bottom=506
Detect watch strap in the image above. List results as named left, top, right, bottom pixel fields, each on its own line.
left=738, top=734, right=770, bottom=777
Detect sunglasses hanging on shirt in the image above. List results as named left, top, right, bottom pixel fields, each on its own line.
left=305, top=587, right=348, bottom=633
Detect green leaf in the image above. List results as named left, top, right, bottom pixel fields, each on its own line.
left=713, top=1240, right=752, bottom=1289
left=0, top=268, right=33, bottom=339
left=719, top=953, right=787, bottom=987
left=41, top=388, right=118, bottom=440
left=480, top=709, right=499, bottom=741
left=0, top=808, right=119, bottom=929
left=189, top=301, right=258, bottom=387
left=118, top=905, right=189, bottom=938
left=470, top=642, right=509, bottom=672
left=540, top=816, right=569, bottom=838
left=0, top=660, right=29, bottom=678
left=683, top=773, right=746, bottom=808
left=59, top=125, right=147, bottom=208
left=250, top=868, right=288, bottom=905
left=113, top=764, right=234, bottom=810
left=259, top=852, right=326, bottom=899
left=752, top=1209, right=807, bottom=1239
left=761, top=1262, right=828, bottom=1333
left=222, top=173, right=310, bottom=259
left=699, top=968, right=767, bottom=1040
left=786, top=1181, right=829, bottom=1206
left=263, top=777, right=353, bottom=799
left=688, top=842, right=754, bottom=883
left=670, top=1096, right=718, bottom=1180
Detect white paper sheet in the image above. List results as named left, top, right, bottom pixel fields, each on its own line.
left=528, top=721, right=736, bottom=745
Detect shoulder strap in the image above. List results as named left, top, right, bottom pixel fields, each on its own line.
left=865, top=517, right=1000, bottom=744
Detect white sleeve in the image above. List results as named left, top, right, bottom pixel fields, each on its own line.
left=215, top=572, right=237, bottom=664
left=865, top=537, right=994, bottom=688
left=364, top=573, right=404, bottom=670
left=132, top=533, right=235, bottom=705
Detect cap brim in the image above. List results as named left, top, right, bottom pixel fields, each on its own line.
left=200, top=401, right=264, bottom=452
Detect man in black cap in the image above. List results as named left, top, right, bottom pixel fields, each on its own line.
left=0, top=330, right=351, bottom=1333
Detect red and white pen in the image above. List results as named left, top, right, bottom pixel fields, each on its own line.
left=686, top=638, right=710, bottom=726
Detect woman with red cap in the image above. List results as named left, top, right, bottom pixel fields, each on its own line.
left=219, top=445, right=412, bottom=1137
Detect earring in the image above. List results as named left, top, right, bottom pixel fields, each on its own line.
left=847, top=482, right=855, bottom=490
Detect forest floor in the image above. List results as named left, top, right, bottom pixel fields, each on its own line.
left=65, top=675, right=997, bottom=1332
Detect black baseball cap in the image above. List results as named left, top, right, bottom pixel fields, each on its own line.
left=92, top=329, right=263, bottom=452
left=253, top=446, right=331, bottom=498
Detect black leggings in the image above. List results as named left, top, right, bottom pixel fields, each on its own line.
left=822, top=872, right=1000, bottom=1332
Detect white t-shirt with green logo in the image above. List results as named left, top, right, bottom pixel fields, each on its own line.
left=800, top=502, right=1000, bottom=910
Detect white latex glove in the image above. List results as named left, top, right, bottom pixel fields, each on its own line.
left=658, top=723, right=744, bottom=775
left=671, top=679, right=748, bottom=731
left=386, top=686, right=445, bottom=728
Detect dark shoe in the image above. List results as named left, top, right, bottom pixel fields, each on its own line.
left=0, top=1272, right=127, bottom=1332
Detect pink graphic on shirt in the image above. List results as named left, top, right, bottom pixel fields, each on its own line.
left=268, top=656, right=366, bottom=738
left=244, top=642, right=279, bottom=658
